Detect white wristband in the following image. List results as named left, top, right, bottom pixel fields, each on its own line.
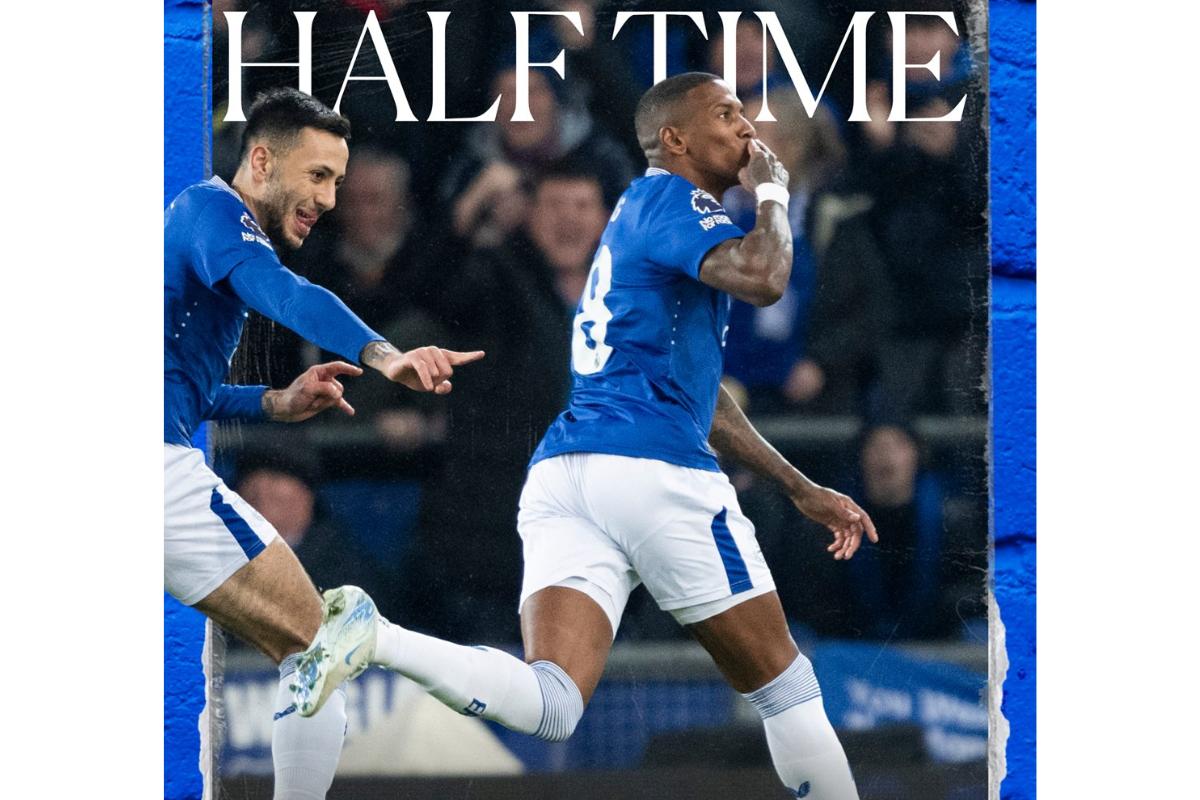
left=755, top=182, right=790, bottom=209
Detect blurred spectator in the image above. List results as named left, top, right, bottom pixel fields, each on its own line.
left=537, top=0, right=645, bottom=162
left=609, top=0, right=698, bottom=90
left=722, top=90, right=889, bottom=414
left=232, top=448, right=391, bottom=616
left=403, top=162, right=610, bottom=644
left=801, top=190, right=897, bottom=416
left=705, top=13, right=782, bottom=103
left=439, top=65, right=633, bottom=247
left=288, top=147, right=450, bottom=457
left=839, top=423, right=954, bottom=639
left=870, top=8, right=974, bottom=131
left=849, top=14, right=987, bottom=418
left=443, top=160, right=607, bottom=464
left=446, top=158, right=531, bottom=250
left=300, top=147, right=425, bottom=329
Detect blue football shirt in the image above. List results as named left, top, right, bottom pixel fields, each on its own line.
left=164, top=177, right=380, bottom=446
left=531, top=168, right=747, bottom=471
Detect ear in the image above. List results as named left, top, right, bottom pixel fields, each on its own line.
left=249, top=143, right=273, bottom=182
left=659, top=125, right=687, bottom=157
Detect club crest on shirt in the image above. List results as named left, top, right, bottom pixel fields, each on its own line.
left=690, top=188, right=723, bottom=215
left=690, top=189, right=733, bottom=231
left=239, top=212, right=273, bottom=249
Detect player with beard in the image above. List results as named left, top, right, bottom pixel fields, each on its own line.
left=164, top=88, right=483, bottom=799
left=295, top=74, right=875, bottom=799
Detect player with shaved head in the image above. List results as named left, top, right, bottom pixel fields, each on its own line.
left=164, top=88, right=483, bottom=798
left=296, top=74, right=874, bottom=799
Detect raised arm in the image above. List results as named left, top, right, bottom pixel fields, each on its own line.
left=709, top=383, right=878, bottom=560
left=698, top=140, right=793, bottom=307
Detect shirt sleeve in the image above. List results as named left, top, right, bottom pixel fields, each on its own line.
left=645, top=177, right=746, bottom=280
left=207, top=384, right=268, bottom=421
left=225, top=258, right=383, bottom=364
left=185, top=190, right=384, bottom=363
left=188, top=191, right=282, bottom=288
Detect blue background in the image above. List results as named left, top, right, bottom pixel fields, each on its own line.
left=989, top=1, right=1036, bottom=798
left=164, top=1, right=209, bottom=798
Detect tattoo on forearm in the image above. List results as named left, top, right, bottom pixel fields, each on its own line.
left=360, top=340, right=400, bottom=368
left=261, top=390, right=279, bottom=420
left=757, top=203, right=793, bottom=286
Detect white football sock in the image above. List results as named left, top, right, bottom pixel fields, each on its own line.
left=272, top=654, right=347, bottom=799
left=743, top=654, right=859, bottom=800
left=372, top=619, right=583, bottom=741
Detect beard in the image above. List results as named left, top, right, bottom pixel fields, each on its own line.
left=259, top=178, right=302, bottom=255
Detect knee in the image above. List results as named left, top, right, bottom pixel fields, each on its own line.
left=741, top=652, right=822, bottom=719
left=530, top=660, right=584, bottom=742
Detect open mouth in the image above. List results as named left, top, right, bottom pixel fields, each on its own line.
left=294, top=207, right=319, bottom=237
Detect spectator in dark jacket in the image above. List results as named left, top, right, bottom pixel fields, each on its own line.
left=841, top=423, right=953, bottom=639
left=847, top=14, right=987, bottom=417
left=722, top=90, right=890, bottom=414
left=404, top=162, right=611, bottom=644
left=288, top=147, right=450, bottom=459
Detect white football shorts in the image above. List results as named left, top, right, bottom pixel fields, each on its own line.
left=517, top=452, right=775, bottom=635
left=164, top=443, right=278, bottom=605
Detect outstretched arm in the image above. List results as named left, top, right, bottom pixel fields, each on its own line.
left=226, top=259, right=383, bottom=367
left=211, top=346, right=490, bottom=426
left=708, top=384, right=879, bottom=560
left=225, top=261, right=485, bottom=395
left=359, top=341, right=485, bottom=396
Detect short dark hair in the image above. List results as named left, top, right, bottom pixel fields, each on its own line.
left=235, top=445, right=321, bottom=489
left=532, top=157, right=624, bottom=208
left=634, top=72, right=722, bottom=155
left=238, top=88, right=351, bottom=163
left=533, top=158, right=602, bottom=193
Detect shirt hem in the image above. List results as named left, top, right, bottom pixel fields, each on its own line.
left=531, top=442, right=720, bottom=473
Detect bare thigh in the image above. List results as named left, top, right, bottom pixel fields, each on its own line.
left=687, top=591, right=799, bottom=693
left=194, top=538, right=322, bottom=665
left=520, top=586, right=614, bottom=705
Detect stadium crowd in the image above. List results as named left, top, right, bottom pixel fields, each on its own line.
left=209, top=0, right=988, bottom=646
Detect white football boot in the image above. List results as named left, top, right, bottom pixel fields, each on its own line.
left=291, top=585, right=378, bottom=717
